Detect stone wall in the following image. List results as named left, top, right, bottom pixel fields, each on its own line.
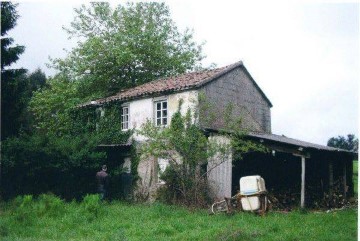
left=201, top=66, right=271, bottom=133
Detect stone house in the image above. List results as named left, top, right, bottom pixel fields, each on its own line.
left=82, top=61, right=356, bottom=207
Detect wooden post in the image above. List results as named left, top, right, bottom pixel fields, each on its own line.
left=301, top=156, right=306, bottom=208
left=343, top=161, right=347, bottom=199
left=329, top=161, right=333, bottom=194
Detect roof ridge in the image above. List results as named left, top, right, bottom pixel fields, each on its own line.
left=80, top=60, right=269, bottom=107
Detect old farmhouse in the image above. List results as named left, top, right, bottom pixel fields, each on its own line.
left=81, top=61, right=357, bottom=207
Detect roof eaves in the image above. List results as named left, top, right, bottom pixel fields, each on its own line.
left=247, top=132, right=355, bottom=154
left=99, top=85, right=198, bottom=104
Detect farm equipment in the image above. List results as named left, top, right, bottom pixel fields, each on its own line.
left=211, top=175, right=269, bottom=215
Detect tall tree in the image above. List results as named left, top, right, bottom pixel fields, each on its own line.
left=18, top=68, right=48, bottom=134
left=327, top=134, right=358, bottom=152
left=51, top=2, right=204, bottom=98
left=1, top=2, right=27, bottom=140
left=27, top=68, right=47, bottom=92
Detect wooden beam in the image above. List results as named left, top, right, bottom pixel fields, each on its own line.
left=263, top=142, right=311, bottom=158
left=329, top=161, right=333, bottom=195
left=343, top=161, right=347, bottom=199
left=247, top=138, right=311, bottom=158
left=301, top=156, right=306, bottom=208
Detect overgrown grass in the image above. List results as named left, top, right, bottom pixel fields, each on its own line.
left=0, top=194, right=357, bottom=241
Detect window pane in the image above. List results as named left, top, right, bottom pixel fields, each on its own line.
left=162, top=102, right=167, bottom=109
left=157, top=103, right=161, bottom=110
left=163, top=118, right=167, bottom=125
left=157, top=110, right=161, bottom=118
left=157, top=118, right=161, bottom=125
left=162, top=110, right=167, bottom=117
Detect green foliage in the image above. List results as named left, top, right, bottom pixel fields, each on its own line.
left=0, top=196, right=357, bottom=241
left=353, top=161, right=357, bottom=195
left=327, top=134, right=358, bottom=152
left=36, top=194, right=65, bottom=217
left=2, top=2, right=206, bottom=201
left=1, top=2, right=28, bottom=140
left=51, top=2, right=204, bottom=97
left=138, top=101, right=231, bottom=207
left=81, top=194, right=102, bottom=219
left=1, top=2, right=25, bottom=68
left=138, top=97, right=265, bottom=206
left=12, top=195, right=34, bottom=224
left=1, top=131, right=107, bottom=199
left=29, top=75, right=81, bottom=135
left=27, top=67, right=47, bottom=91
left=3, top=73, right=132, bottom=200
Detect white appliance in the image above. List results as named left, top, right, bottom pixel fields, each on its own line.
left=239, top=175, right=266, bottom=211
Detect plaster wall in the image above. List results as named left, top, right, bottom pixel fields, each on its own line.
left=129, top=90, right=198, bottom=142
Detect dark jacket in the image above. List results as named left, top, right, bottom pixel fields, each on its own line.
left=96, top=170, right=109, bottom=190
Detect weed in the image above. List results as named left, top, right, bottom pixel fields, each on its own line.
left=36, top=193, right=65, bottom=217
left=81, top=194, right=102, bottom=220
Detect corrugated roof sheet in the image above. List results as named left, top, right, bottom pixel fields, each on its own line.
left=248, top=132, right=352, bottom=153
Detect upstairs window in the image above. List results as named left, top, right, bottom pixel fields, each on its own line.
left=121, top=105, right=129, bottom=130
left=155, top=100, right=167, bottom=126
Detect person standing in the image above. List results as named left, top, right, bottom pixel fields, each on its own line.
left=96, top=165, right=109, bottom=200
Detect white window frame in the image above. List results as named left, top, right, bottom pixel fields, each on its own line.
left=95, top=107, right=105, bottom=131
left=154, top=98, right=168, bottom=127
left=121, top=104, right=130, bottom=130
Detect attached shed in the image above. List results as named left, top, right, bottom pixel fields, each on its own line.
left=234, top=132, right=358, bottom=208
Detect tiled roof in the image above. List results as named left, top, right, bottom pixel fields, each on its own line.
left=80, top=61, right=272, bottom=107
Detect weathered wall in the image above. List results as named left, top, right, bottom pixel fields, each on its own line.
left=124, top=90, right=198, bottom=198
left=128, top=90, right=198, bottom=142
left=201, top=66, right=271, bottom=133
left=135, top=155, right=158, bottom=201
left=207, top=135, right=233, bottom=199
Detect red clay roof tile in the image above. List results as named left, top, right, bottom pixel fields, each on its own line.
left=79, top=61, right=274, bottom=107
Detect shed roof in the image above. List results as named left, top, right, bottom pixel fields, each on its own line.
left=79, top=61, right=272, bottom=107
left=248, top=132, right=355, bottom=155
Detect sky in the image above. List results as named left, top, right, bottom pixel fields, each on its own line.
left=8, top=1, right=359, bottom=145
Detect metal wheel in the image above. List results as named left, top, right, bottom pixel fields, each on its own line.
left=211, top=200, right=228, bottom=214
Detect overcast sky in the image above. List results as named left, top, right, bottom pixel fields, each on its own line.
left=9, top=1, right=359, bottom=145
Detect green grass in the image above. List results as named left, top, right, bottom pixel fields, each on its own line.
left=0, top=194, right=357, bottom=241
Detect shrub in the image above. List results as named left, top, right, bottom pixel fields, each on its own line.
left=35, top=194, right=65, bottom=217
left=81, top=194, right=102, bottom=220
left=12, top=195, right=35, bottom=224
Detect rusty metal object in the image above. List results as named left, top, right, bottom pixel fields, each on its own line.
left=210, top=191, right=269, bottom=215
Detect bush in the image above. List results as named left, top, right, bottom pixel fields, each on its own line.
left=1, top=133, right=106, bottom=200
left=36, top=194, right=65, bottom=217
left=81, top=194, right=102, bottom=220
left=12, top=195, right=35, bottom=224
left=156, top=164, right=213, bottom=207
